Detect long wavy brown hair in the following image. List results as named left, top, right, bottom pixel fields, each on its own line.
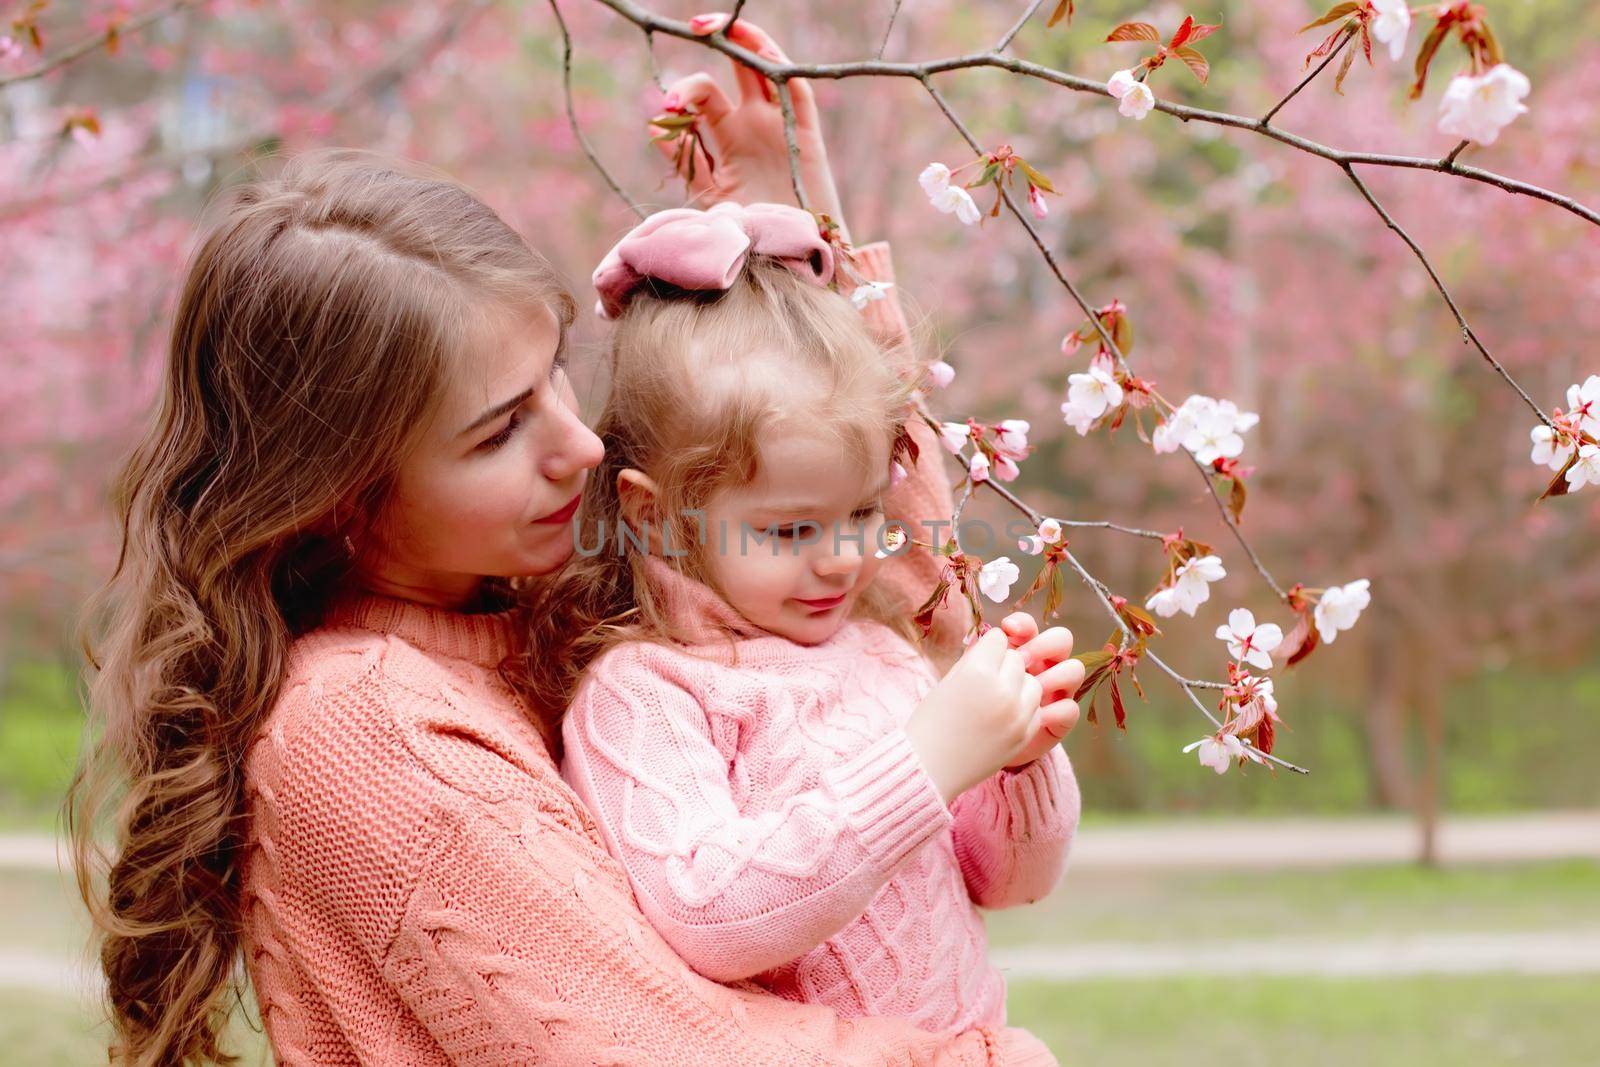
left=65, top=148, right=573, bottom=1066
left=515, top=257, right=926, bottom=718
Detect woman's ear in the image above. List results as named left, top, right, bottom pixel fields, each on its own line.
left=616, top=468, right=667, bottom=556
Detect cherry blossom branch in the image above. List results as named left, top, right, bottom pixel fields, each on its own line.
left=1340, top=162, right=1554, bottom=428
left=0, top=0, right=196, bottom=90
left=590, top=0, right=1600, bottom=229
left=1259, top=23, right=1353, bottom=126
left=549, top=0, right=644, bottom=217
left=952, top=443, right=1309, bottom=775
left=921, top=75, right=1294, bottom=602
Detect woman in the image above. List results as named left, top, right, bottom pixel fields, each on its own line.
left=69, top=16, right=1071, bottom=1065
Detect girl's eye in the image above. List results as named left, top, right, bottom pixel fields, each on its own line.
left=478, top=411, right=522, bottom=452
left=773, top=525, right=800, bottom=539
left=851, top=504, right=882, bottom=522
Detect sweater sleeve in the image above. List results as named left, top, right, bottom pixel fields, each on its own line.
left=560, top=651, right=954, bottom=983
left=853, top=240, right=974, bottom=662
left=948, top=746, right=1080, bottom=910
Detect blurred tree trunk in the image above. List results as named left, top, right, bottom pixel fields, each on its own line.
left=1363, top=611, right=1418, bottom=810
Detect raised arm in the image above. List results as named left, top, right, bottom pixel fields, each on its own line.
left=852, top=240, right=975, bottom=663
left=558, top=645, right=953, bottom=983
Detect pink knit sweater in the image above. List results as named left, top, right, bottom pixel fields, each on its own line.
left=561, top=556, right=1078, bottom=1034
left=239, top=241, right=1063, bottom=1064
left=241, top=595, right=1057, bottom=1065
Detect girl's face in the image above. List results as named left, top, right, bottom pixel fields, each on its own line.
left=701, top=425, right=892, bottom=645
left=363, top=304, right=605, bottom=607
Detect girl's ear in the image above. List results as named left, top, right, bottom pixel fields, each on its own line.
left=616, top=468, right=668, bottom=556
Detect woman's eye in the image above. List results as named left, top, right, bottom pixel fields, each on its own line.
left=773, top=525, right=799, bottom=539
left=478, top=411, right=522, bottom=452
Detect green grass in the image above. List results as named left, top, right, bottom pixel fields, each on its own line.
left=0, top=661, right=82, bottom=830
left=1008, top=975, right=1600, bottom=1066
left=983, top=859, right=1600, bottom=949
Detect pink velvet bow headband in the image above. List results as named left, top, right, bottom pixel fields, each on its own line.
left=591, top=201, right=835, bottom=320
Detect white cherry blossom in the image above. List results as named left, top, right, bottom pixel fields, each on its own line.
left=969, top=451, right=991, bottom=483
left=1038, top=518, right=1063, bottom=544
left=1438, top=64, right=1531, bottom=146
left=1566, top=444, right=1600, bottom=491
left=850, top=281, right=893, bottom=310
left=1567, top=375, right=1600, bottom=435
left=1183, top=732, right=1245, bottom=775
left=1107, top=69, right=1156, bottom=120
left=1019, top=534, right=1045, bottom=556
left=993, top=419, right=1032, bottom=459
left=1530, top=425, right=1570, bottom=471
left=1314, top=579, right=1371, bottom=644
left=978, top=556, right=1020, bottom=602
left=930, top=182, right=982, bottom=225
left=1215, top=608, right=1284, bottom=671
left=938, top=421, right=972, bottom=453
left=993, top=454, right=1021, bottom=482
left=927, top=360, right=956, bottom=389
left=919, top=162, right=952, bottom=197
left=1371, top=0, right=1411, bottom=62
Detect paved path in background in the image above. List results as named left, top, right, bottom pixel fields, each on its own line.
left=8, top=930, right=1600, bottom=999
left=7, top=811, right=1599, bottom=874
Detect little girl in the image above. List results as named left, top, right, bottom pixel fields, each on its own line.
left=526, top=202, right=1082, bottom=1038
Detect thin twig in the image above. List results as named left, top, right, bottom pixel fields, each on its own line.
left=549, top=0, right=644, bottom=217
left=0, top=0, right=195, bottom=89
left=774, top=78, right=811, bottom=211
left=1341, top=163, right=1554, bottom=427
left=876, top=0, right=906, bottom=61
left=1260, top=24, right=1353, bottom=127
left=994, top=0, right=1048, bottom=54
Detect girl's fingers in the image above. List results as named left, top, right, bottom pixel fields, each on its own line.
left=664, top=72, right=735, bottom=127
left=1018, top=625, right=1075, bottom=672
left=999, top=611, right=1039, bottom=646
left=1036, top=658, right=1087, bottom=700
left=1037, top=697, right=1080, bottom=740
left=722, top=18, right=820, bottom=122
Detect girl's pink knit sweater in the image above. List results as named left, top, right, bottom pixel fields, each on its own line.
left=560, top=559, right=1078, bottom=1034
left=240, top=243, right=1062, bottom=1064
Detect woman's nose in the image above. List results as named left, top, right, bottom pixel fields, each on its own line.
left=537, top=392, right=605, bottom=483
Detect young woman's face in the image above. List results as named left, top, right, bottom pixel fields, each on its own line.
left=701, top=425, right=891, bottom=646
left=363, top=304, right=604, bottom=607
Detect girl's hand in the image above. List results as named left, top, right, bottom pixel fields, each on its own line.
left=904, top=626, right=1043, bottom=804
left=998, top=613, right=1083, bottom=769
left=658, top=14, right=848, bottom=238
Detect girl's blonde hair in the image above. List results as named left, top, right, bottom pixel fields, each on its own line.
left=517, top=257, right=923, bottom=718
left=66, top=148, right=573, bottom=1066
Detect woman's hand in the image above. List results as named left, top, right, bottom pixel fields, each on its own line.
left=657, top=13, right=849, bottom=239
left=997, top=612, right=1084, bottom=770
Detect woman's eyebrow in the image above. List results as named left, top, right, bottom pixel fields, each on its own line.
left=460, top=387, right=535, bottom=437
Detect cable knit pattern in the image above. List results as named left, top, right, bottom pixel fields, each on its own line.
left=561, top=559, right=1078, bottom=1037
left=241, top=592, right=1060, bottom=1065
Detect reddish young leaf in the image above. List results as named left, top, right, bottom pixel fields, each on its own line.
left=1299, top=1, right=1361, bottom=33
left=1106, top=21, right=1161, bottom=43
left=1173, top=45, right=1210, bottom=85
left=1047, top=0, right=1075, bottom=29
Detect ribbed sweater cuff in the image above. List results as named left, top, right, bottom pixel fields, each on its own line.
left=823, top=729, right=952, bottom=870
left=996, top=747, right=1070, bottom=841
